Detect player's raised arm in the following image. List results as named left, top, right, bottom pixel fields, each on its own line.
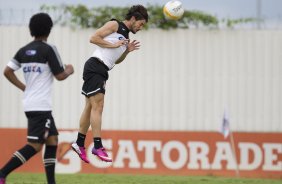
left=90, top=21, right=128, bottom=48
left=46, top=45, right=74, bottom=81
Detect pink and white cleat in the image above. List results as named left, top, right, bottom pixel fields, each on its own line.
left=92, top=147, right=112, bottom=162
left=71, top=142, right=89, bottom=163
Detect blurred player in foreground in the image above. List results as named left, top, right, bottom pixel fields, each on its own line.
left=71, top=5, right=148, bottom=163
left=0, top=13, right=74, bottom=184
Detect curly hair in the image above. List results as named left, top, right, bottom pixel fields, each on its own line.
left=29, top=13, right=53, bottom=37
left=125, top=5, right=149, bottom=22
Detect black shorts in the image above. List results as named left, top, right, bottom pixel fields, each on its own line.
left=25, top=111, right=58, bottom=144
left=82, top=57, right=109, bottom=97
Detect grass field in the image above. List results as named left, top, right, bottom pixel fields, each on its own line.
left=5, top=173, right=282, bottom=184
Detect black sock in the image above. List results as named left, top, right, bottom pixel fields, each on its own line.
left=94, top=137, right=103, bottom=149
left=0, top=170, right=5, bottom=178
left=44, top=145, right=57, bottom=184
left=76, top=132, right=86, bottom=147
left=0, top=144, right=37, bottom=177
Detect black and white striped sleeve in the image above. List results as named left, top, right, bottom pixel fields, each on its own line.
left=47, top=45, right=65, bottom=75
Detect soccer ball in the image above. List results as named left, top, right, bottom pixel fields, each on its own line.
left=163, top=0, right=185, bottom=20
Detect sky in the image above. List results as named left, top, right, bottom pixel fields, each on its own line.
left=0, top=0, right=282, bottom=28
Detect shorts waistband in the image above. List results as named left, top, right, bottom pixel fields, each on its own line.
left=92, top=57, right=109, bottom=71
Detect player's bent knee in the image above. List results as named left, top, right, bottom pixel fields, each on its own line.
left=28, top=142, right=43, bottom=152
left=46, top=135, right=58, bottom=145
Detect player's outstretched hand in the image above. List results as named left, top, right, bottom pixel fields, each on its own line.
left=127, top=40, right=140, bottom=52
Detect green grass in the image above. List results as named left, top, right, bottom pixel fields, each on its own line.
left=6, top=173, right=282, bottom=184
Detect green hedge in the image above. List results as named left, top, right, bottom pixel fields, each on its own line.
left=41, top=4, right=255, bottom=29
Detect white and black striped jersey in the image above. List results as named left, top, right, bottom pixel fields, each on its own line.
left=7, top=40, right=64, bottom=112
left=92, top=19, right=130, bottom=70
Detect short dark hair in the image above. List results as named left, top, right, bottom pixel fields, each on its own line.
left=125, top=5, right=149, bottom=22
left=29, top=13, right=53, bottom=37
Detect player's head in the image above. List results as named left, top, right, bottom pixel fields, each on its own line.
left=125, top=5, right=149, bottom=34
left=29, top=13, right=53, bottom=38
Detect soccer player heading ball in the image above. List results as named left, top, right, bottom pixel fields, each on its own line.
left=71, top=5, right=149, bottom=163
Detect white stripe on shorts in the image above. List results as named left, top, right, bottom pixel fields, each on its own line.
left=27, top=136, right=39, bottom=140
left=87, top=88, right=101, bottom=95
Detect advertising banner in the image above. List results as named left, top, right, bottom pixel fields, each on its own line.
left=0, top=129, right=281, bottom=179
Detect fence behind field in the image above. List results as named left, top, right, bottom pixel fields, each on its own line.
left=0, top=26, right=282, bottom=132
